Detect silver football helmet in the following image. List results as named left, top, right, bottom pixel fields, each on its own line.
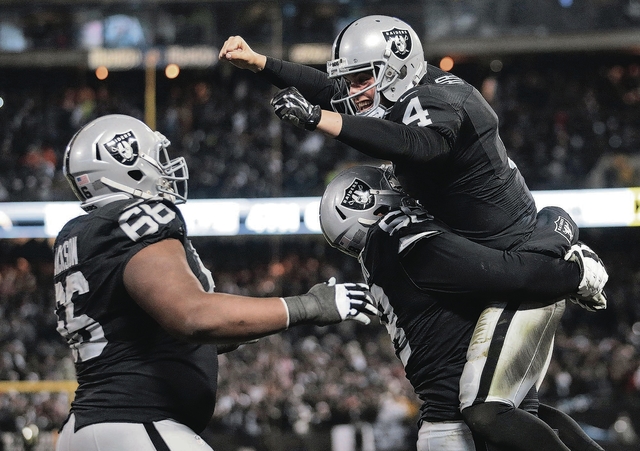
left=63, top=114, right=188, bottom=212
left=320, top=165, right=407, bottom=257
left=327, top=15, right=427, bottom=118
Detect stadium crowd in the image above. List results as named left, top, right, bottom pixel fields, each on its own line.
left=0, top=53, right=639, bottom=449
left=0, top=230, right=638, bottom=450
left=2, top=53, right=640, bottom=204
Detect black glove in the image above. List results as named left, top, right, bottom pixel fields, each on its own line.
left=271, top=87, right=322, bottom=131
left=282, top=277, right=377, bottom=327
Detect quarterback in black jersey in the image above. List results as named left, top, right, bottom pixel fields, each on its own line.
left=319, top=165, right=608, bottom=451
left=220, top=15, right=607, bottom=450
left=221, top=16, right=534, bottom=249
left=54, top=115, right=376, bottom=451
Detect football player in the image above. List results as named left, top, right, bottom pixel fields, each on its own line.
left=53, top=114, right=376, bottom=451
left=318, top=165, right=607, bottom=451
left=219, top=16, right=606, bottom=450
left=220, top=15, right=535, bottom=250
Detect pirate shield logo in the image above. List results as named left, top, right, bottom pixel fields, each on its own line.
left=382, top=28, right=412, bottom=60
left=341, top=178, right=374, bottom=210
left=554, top=216, right=575, bottom=244
left=103, top=131, right=139, bottom=166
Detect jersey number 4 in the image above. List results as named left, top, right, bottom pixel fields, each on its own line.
left=402, top=97, right=433, bottom=127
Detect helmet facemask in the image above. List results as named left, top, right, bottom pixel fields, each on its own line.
left=327, top=15, right=427, bottom=118
left=146, top=132, right=188, bottom=204
left=328, top=61, right=391, bottom=118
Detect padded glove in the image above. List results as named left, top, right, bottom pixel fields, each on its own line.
left=271, top=87, right=322, bottom=131
left=564, top=242, right=608, bottom=311
left=568, top=292, right=607, bottom=312
left=282, top=277, right=377, bottom=327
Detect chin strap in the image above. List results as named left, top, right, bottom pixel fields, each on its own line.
left=100, top=177, right=179, bottom=204
left=412, top=61, right=427, bottom=86
left=80, top=191, right=132, bottom=212
left=100, top=177, right=154, bottom=200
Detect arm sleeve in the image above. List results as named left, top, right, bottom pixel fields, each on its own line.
left=337, top=114, right=450, bottom=163
left=401, top=231, right=580, bottom=302
left=259, top=57, right=339, bottom=109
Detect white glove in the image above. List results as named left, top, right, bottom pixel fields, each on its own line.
left=568, top=292, right=607, bottom=312
left=282, top=277, right=377, bottom=327
left=564, top=243, right=608, bottom=311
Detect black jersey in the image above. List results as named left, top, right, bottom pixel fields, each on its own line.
left=53, top=198, right=218, bottom=433
left=360, top=206, right=579, bottom=423
left=261, top=59, right=537, bottom=250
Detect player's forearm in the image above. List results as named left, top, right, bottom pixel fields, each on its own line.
left=261, top=57, right=336, bottom=108
left=465, top=252, right=579, bottom=299
left=124, top=239, right=290, bottom=342
left=406, top=235, right=580, bottom=303
left=316, top=110, right=343, bottom=137
left=177, top=293, right=289, bottom=343
left=491, top=252, right=581, bottom=299
left=336, top=114, right=449, bottom=162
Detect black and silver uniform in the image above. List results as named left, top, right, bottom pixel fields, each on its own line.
left=53, top=198, right=217, bottom=433
left=260, top=59, right=536, bottom=249
left=360, top=206, right=579, bottom=424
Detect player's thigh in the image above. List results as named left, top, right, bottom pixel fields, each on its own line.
left=56, top=414, right=213, bottom=451
left=416, top=420, right=476, bottom=451
left=459, top=299, right=566, bottom=410
left=154, top=418, right=213, bottom=450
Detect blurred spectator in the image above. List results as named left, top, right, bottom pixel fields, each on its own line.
left=2, top=53, right=640, bottom=202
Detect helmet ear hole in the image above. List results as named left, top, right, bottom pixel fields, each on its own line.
left=128, top=170, right=144, bottom=181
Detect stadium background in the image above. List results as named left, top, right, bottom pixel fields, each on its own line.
left=0, top=0, right=639, bottom=450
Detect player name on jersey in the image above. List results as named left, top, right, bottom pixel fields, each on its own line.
left=54, top=236, right=78, bottom=276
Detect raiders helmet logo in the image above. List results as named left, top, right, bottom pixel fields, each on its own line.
left=341, top=178, right=374, bottom=210
left=554, top=216, right=575, bottom=244
left=382, top=28, right=412, bottom=59
left=103, top=131, right=139, bottom=166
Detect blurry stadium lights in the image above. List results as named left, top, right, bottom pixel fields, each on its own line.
left=490, top=59, right=503, bottom=72
left=87, top=46, right=217, bottom=71
left=440, top=56, right=454, bottom=72
left=165, top=63, right=180, bottom=79
left=0, top=96, right=4, bottom=108
left=21, top=424, right=39, bottom=446
left=88, top=48, right=142, bottom=70
left=0, top=188, right=639, bottom=238
left=165, top=46, right=217, bottom=67
left=95, top=66, right=108, bottom=80
left=288, top=43, right=332, bottom=65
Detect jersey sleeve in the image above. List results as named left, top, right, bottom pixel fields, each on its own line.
left=260, top=57, right=344, bottom=110
left=336, top=97, right=455, bottom=163
left=516, top=206, right=579, bottom=256
left=400, top=229, right=580, bottom=303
